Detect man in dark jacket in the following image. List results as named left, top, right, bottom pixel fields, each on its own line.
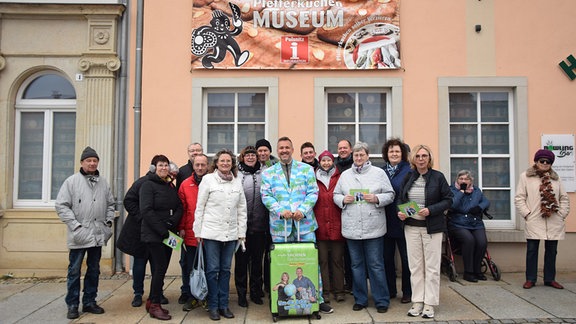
left=176, top=143, right=203, bottom=189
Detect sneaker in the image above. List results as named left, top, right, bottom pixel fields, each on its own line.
left=201, top=299, right=209, bottom=311
left=67, top=306, right=79, bottom=319
left=422, top=304, right=434, bottom=318
left=319, top=303, right=334, bottom=314
left=407, top=302, right=424, bottom=317
left=183, top=298, right=199, bottom=311
left=131, top=294, right=143, bottom=307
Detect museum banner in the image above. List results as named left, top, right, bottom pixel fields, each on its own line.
left=190, top=0, right=400, bottom=69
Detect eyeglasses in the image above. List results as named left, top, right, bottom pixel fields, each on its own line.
left=538, top=159, right=551, bottom=165
left=415, top=154, right=429, bottom=159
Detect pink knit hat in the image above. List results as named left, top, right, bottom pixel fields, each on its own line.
left=318, top=150, right=335, bottom=161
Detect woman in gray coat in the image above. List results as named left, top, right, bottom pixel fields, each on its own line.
left=333, top=142, right=395, bottom=313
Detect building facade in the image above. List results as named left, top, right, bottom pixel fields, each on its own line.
left=0, top=0, right=574, bottom=276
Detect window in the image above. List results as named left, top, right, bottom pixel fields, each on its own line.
left=192, top=78, right=279, bottom=155
left=439, top=77, right=528, bottom=230
left=326, top=91, right=389, bottom=156
left=14, top=73, right=76, bottom=207
left=205, top=91, right=266, bottom=154
left=314, top=78, right=403, bottom=166
left=449, top=91, right=513, bottom=222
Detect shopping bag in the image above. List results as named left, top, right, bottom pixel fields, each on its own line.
left=189, top=241, right=208, bottom=300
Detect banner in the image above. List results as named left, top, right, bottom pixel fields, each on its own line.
left=541, top=134, right=576, bottom=192
left=190, top=0, right=400, bottom=69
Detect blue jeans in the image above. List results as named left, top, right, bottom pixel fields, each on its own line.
left=132, top=254, right=153, bottom=297
left=203, top=239, right=235, bottom=310
left=347, top=237, right=390, bottom=308
left=180, top=244, right=198, bottom=297
left=526, top=239, right=558, bottom=283
left=65, top=247, right=102, bottom=307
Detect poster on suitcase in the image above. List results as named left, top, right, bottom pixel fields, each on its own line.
left=270, top=243, right=319, bottom=316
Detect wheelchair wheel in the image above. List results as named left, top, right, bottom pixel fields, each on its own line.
left=480, top=259, right=488, bottom=274
left=489, top=260, right=501, bottom=281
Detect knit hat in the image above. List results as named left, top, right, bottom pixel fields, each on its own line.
left=255, top=138, right=272, bottom=151
left=533, top=149, right=555, bottom=164
left=80, top=146, right=99, bottom=161
left=318, top=150, right=335, bottom=161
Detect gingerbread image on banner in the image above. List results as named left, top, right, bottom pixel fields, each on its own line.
left=191, top=2, right=250, bottom=69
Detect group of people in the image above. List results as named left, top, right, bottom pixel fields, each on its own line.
left=55, top=138, right=569, bottom=321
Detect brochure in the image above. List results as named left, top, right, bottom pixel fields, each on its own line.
left=162, top=230, right=183, bottom=251
left=397, top=201, right=420, bottom=217
left=349, top=189, right=369, bottom=204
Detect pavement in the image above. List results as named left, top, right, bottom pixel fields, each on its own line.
left=1, top=271, right=576, bottom=324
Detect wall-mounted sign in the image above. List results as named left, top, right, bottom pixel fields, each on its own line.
left=190, top=0, right=401, bottom=70
left=541, top=134, right=575, bottom=192
left=559, top=54, right=576, bottom=80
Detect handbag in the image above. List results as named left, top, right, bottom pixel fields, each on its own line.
left=189, top=241, right=208, bottom=300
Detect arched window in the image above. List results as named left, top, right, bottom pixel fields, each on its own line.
left=14, top=72, right=77, bottom=207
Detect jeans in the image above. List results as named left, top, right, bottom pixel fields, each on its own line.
left=383, top=234, right=411, bottom=298
left=204, top=239, right=236, bottom=310
left=526, top=239, right=558, bottom=283
left=180, top=244, right=198, bottom=297
left=347, top=236, right=390, bottom=308
left=449, top=227, right=487, bottom=274
left=147, top=242, right=172, bottom=304
left=65, top=247, right=102, bottom=307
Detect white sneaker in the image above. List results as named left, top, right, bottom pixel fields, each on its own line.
left=422, top=304, right=435, bottom=318
left=407, top=302, right=424, bottom=317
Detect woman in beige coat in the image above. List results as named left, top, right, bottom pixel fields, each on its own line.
left=514, top=149, right=570, bottom=290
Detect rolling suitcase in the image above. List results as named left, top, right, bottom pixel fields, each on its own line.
left=269, top=220, right=321, bottom=322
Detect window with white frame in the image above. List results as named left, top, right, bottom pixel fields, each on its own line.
left=449, top=91, right=513, bottom=222
left=205, top=91, right=266, bottom=154
left=314, top=78, right=402, bottom=167
left=192, top=78, right=278, bottom=156
left=14, top=73, right=76, bottom=207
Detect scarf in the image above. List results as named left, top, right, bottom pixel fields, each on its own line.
left=535, top=167, right=559, bottom=218
left=239, top=161, right=261, bottom=174
left=194, top=172, right=203, bottom=184
left=217, top=170, right=234, bottom=182
left=385, top=163, right=398, bottom=178
left=355, top=160, right=371, bottom=173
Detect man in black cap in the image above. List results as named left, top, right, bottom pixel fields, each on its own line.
left=56, top=146, right=115, bottom=319
left=255, top=138, right=279, bottom=168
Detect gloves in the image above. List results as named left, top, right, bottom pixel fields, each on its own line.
left=468, top=206, right=482, bottom=216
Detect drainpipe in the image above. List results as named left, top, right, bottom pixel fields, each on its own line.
left=113, top=0, right=130, bottom=273
left=134, top=0, right=144, bottom=180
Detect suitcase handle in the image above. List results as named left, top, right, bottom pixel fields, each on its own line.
left=283, top=217, right=300, bottom=242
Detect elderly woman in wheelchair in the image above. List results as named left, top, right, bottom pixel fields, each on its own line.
left=447, top=170, right=490, bottom=283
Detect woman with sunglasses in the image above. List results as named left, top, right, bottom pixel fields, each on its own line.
left=515, top=149, right=570, bottom=290
left=397, top=145, right=452, bottom=319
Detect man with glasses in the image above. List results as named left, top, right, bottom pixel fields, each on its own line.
left=177, top=143, right=204, bottom=189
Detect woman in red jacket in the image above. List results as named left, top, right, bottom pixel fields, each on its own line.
left=314, top=150, right=346, bottom=303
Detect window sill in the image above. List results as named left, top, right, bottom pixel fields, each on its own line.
left=486, top=229, right=525, bottom=242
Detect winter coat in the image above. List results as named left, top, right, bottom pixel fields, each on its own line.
left=333, top=162, right=395, bottom=240
left=398, top=169, right=453, bottom=234
left=116, top=172, right=151, bottom=258
left=193, top=172, right=247, bottom=242
left=139, top=173, right=183, bottom=243
left=261, top=160, right=319, bottom=237
left=383, top=161, right=412, bottom=238
left=515, top=167, right=570, bottom=240
left=177, top=174, right=201, bottom=247
left=176, top=160, right=193, bottom=190
left=238, top=164, right=269, bottom=234
left=448, top=185, right=490, bottom=231
left=314, top=167, right=344, bottom=241
left=56, top=169, right=115, bottom=249
left=335, top=155, right=353, bottom=172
